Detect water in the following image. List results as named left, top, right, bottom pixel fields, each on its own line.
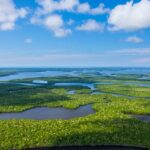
left=0, top=67, right=150, bottom=81
left=0, top=68, right=150, bottom=100
left=0, top=104, right=95, bottom=120
left=54, top=82, right=114, bottom=91
left=54, top=83, right=96, bottom=90
left=1, top=80, right=149, bottom=100
left=75, top=67, right=150, bottom=75
left=18, top=83, right=39, bottom=86
left=139, top=76, right=150, bottom=80
left=0, top=70, right=79, bottom=81
left=68, top=90, right=76, bottom=94
left=138, top=84, right=150, bottom=87
left=67, top=89, right=150, bottom=100
left=92, top=92, right=103, bottom=95
left=125, top=82, right=150, bottom=87
left=111, top=93, right=135, bottom=99
left=54, top=82, right=150, bottom=100
left=32, top=80, right=48, bottom=84
left=132, top=115, right=150, bottom=123
left=95, top=82, right=113, bottom=85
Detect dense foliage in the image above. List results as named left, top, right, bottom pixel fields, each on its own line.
left=0, top=73, right=150, bottom=150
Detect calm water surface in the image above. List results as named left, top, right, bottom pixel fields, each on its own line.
left=0, top=104, right=95, bottom=120
left=32, top=80, right=48, bottom=84
left=132, top=115, right=150, bottom=122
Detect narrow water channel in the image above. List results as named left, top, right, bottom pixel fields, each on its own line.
left=132, top=114, right=150, bottom=123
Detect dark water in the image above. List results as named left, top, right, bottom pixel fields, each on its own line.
left=0, top=104, right=95, bottom=120
left=132, top=115, right=150, bottom=122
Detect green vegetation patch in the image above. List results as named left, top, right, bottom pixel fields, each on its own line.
left=96, top=84, right=150, bottom=98
left=0, top=94, right=150, bottom=149
left=0, top=74, right=150, bottom=149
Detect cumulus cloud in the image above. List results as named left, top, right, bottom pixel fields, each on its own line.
left=0, top=0, right=28, bottom=31
left=35, top=0, right=109, bottom=15
left=35, top=0, right=78, bottom=15
left=90, top=4, right=110, bottom=15
left=76, top=19, right=104, bottom=31
left=31, top=0, right=109, bottom=36
left=108, top=0, right=150, bottom=31
left=44, top=14, right=72, bottom=37
left=32, top=14, right=71, bottom=37
left=32, top=0, right=78, bottom=37
left=44, top=15, right=63, bottom=29
left=77, top=3, right=90, bottom=13
left=126, top=36, right=143, bottom=43
left=77, top=3, right=109, bottom=14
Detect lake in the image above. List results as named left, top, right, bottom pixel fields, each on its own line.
left=0, top=104, right=95, bottom=120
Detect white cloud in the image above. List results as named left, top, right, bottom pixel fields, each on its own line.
left=35, top=0, right=109, bottom=15
left=108, top=0, right=150, bottom=31
left=31, top=14, right=71, bottom=37
left=76, top=19, right=104, bottom=31
left=77, top=3, right=90, bottom=13
left=126, top=36, right=143, bottom=43
left=44, top=15, right=63, bottom=29
left=32, top=0, right=77, bottom=37
left=36, top=0, right=78, bottom=15
left=25, top=38, right=32, bottom=44
left=89, top=3, right=110, bottom=15
left=77, top=3, right=109, bottom=14
left=32, top=0, right=109, bottom=36
left=0, top=0, right=28, bottom=31
left=44, top=14, right=71, bottom=37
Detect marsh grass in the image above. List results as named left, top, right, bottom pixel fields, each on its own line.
left=0, top=75, right=150, bottom=149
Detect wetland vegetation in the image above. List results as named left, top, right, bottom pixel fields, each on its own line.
left=0, top=68, right=150, bottom=150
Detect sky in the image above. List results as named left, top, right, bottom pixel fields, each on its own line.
left=0, top=0, right=150, bottom=67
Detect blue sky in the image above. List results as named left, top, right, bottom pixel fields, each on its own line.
left=0, top=0, right=150, bottom=67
